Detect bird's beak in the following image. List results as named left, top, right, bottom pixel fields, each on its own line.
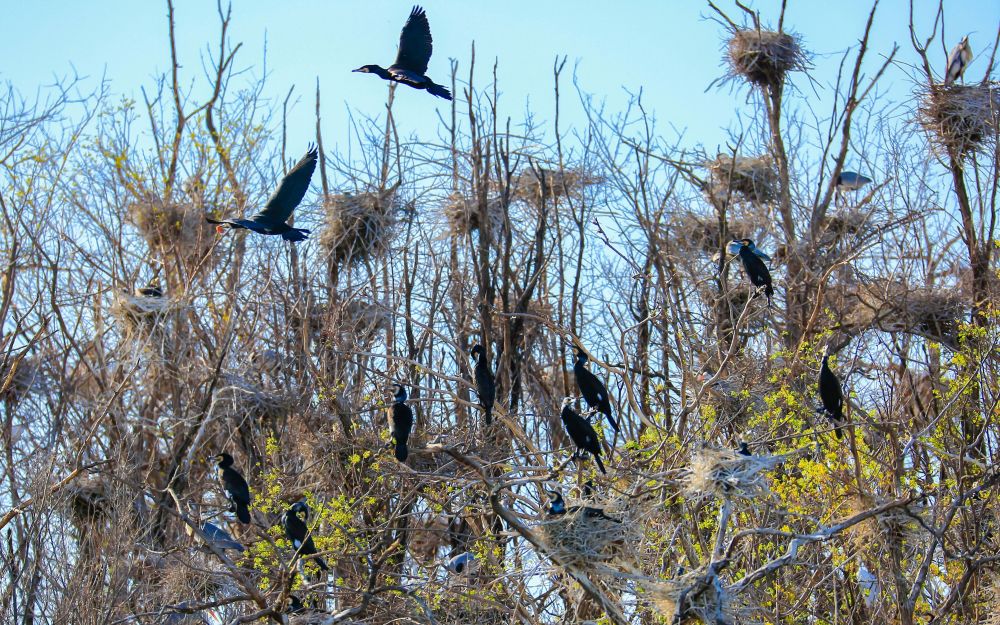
left=352, top=68, right=364, bottom=73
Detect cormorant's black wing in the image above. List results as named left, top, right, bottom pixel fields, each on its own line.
left=393, top=6, right=433, bottom=75
left=253, top=146, right=318, bottom=226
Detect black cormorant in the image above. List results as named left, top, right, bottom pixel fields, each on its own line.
left=135, top=285, right=163, bottom=298
left=389, top=384, right=414, bottom=462
left=207, top=145, right=317, bottom=242
left=818, top=350, right=846, bottom=439
left=470, top=344, right=496, bottom=425
left=559, top=398, right=607, bottom=475
left=736, top=441, right=751, bottom=456
left=545, top=489, right=620, bottom=522
left=215, top=452, right=252, bottom=524
left=282, top=501, right=329, bottom=571
left=353, top=6, right=452, bottom=100
left=734, top=238, right=774, bottom=303
left=573, top=349, right=620, bottom=434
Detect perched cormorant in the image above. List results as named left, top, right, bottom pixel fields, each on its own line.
left=818, top=350, right=847, bottom=439
left=135, top=285, right=163, bottom=298
left=206, top=145, right=317, bottom=242
left=736, top=441, right=752, bottom=456
left=389, top=384, right=414, bottom=462
left=200, top=521, right=245, bottom=552
left=559, top=398, right=607, bottom=475
left=734, top=238, right=774, bottom=303
left=944, top=36, right=972, bottom=85
left=545, top=489, right=620, bottom=522
left=573, top=349, right=620, bottom=434
left=726, top=239, right=770, bottom=262
left=282, top=501, right=329, bottom=571
left=353, top=6, right=452, bottom=100
left=215, top=452, right=251, bottom=524
left=470, top=344, right=496, bottom=425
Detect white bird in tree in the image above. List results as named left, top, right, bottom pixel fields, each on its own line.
left=944, top=36, right=972, bottom=85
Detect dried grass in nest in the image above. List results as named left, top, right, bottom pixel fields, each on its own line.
left=511, top=167, right=600, bottom=202
left=127, top=198, right=216, bottom=259
left=847, top=281, right=966, bottom=348
left=539, top=507, right=637, bottom=567
left=646, top=567, right=752, bottom=625
left=919, top=82, right=999, bottom=157
left=110, top=292, right=172, bottom=336
left=68, top=476, right=108, bottom=526
left=319, top=190, right=399, bottom=265
left=727, top=29, right=807, bottom=89
left=822, top=208, right=871, bottom=239
left=705, top=155, right=777, bottom=205
left=672, top=212, right=760, bottom=257
left=445, top=192, right=505, bottom=237
left=685, top=448, right=784, bottom=500
left=213, top=375, right=300, bottom=422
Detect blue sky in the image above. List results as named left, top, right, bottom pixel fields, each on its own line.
left=2, top=1, right=994, bottom=157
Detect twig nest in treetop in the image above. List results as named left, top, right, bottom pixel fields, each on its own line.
left=539, top=503, right=637, bottom=567
left=672, top=211, right=761, bottom=257
left=727, top=28, right=807, bottom=89
left=67, top=476, right=108, bottom=525
left=685, top=447, right=784, bottom=500
left=126, top=197, right=217, bottom=262
left=510, top=166, right=601, bottom=202
left=705, top=154, right=778, bottom=205
left=919, top=82, right=999, bottom=158
left=212, top=374, right=300, bottom=422
left=645, top=565, right=751, bottom=625
left=109, top=291, right=176, bottom=342
left=444, top=191, right=505, bottom=238
left=319, top=189, right=401, bottom=265
left=845, top=280, right=966, bottom=349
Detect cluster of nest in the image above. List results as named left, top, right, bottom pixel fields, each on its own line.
left=127, top=197, right=216, bottom=262
left=685, top=447, right=784, bottom=500
left=919, top=82, right=999, bottom=157
left=318, top=189, right=401, bottom=265
left=705, top=155, right=778, bottom=205
left=727, top=28, right=807, bottom=89
left=509, top=167, right=601, bottom=203
left=647, top=567, right=749, bottom=624
left=845, top=280, right=967, bottom=349
left=444, top=191, right=506, bottom=238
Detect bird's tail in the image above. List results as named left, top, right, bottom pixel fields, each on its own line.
left=484, top=405, right=493, bottom=426
left=235, top=501, right=251, bottom=524
left=314, top=555, right=329, bottom=571
left=394, top=440, right=409, bottom=462
left=603, top=409, right=620, bottom=434
left=427, top=82, right=453, bottom=100
left=593, top=453, right=607, bottom=475
left=282, top=228, right=310, bottom=242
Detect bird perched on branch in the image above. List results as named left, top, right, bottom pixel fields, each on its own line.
left=726, top=239, right=770, bottom=262
left=818, top=348, right=847, bottom=439
left=215, top=452, right=252, bottom=524
left=560, top=398, right=607, bottom=475
left=835, top=171, right=873, bottom=206
left=545, top=489, right=619, bottom=522
left=944, top=35, right=972, bottom=85
left=573, top=349, right=619, bottom=434
left=470, top=344, right=496, bottom=425
left=733, top=238, right=774, bottom=304
left=445, top=551, right=477, bottom=575
left=282, top=501, right=329, bottom=571
left=389, top=384, right=414, bottom=462
left=354, top=6, right=452, bottom=100
left=198, top=521, right=245, bottom=553
left=206, top=145, right=317, bottom=242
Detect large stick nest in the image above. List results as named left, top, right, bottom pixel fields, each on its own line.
left=845, top=280, right=967, bottom=348
left=127, top=197, right=217, bottom=262
left=540, top=507, right=636, bottom=567
left=705, top=155, right=778, bottom=205
left=918, top=82, right=999, bottom=157
left=647, top=566, right=753, bottom=625
left=510, top=167, right=601, bottom=203
left=685, top=447, right=784, bottom=500
left=671, top=211, right=762, bottom=257
left=318, top=189, right=400, bottom=265
left=727, top=29, right=807, bottom=89
left=445, top=191, right=505, bottom=238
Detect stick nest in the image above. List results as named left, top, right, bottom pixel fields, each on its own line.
left=319, top=190, right=400, bottom=265
left=511, top=167, right=601, bottom=202
left=846, top=280, right=967, bottom=348
left=647, top=567, right=753, bottom=625
left=727, top=29, right=807, bottom=89
left=672, top=212, right=761, bottom=256
left=212, top=375, right=301, bottom=422
left=540, top=507, right=637, bottom=567
left=705, top=155, right=778, bottom=205
left=445, top=192, right=505, bottom=237
left=918, top=82, right=999, bottom=157
left=685, top=447, right=784, bottom=500
left=127, top=198, right=216, bottom=261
